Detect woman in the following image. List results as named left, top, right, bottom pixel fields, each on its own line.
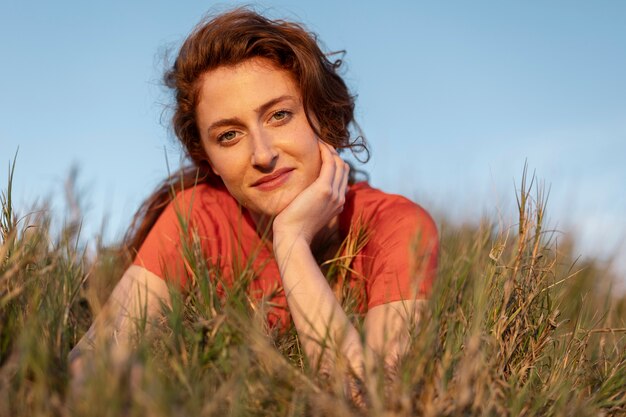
left=70, top=8, right=438, bottom=394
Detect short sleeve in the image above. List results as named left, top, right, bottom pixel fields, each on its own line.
left=366, top=199, right=439, bottom=309
left=132, top=188, right=211, bottom=289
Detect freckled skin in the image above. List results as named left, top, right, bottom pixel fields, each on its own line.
left=70, top=59, right=422, bottom=405
left=196, top=58, right=322, bottom=219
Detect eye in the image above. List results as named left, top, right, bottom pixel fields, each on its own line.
left=270, top=110, right=292, bottom=123
left=217, top=130, right=239, bottom=144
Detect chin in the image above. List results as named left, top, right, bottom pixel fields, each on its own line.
left=253, top=192, right=297, bottom=218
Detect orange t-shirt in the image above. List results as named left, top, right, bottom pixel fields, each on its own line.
left=133, top=181, right=438, bottom=330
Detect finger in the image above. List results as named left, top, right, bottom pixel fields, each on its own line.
left=336, top=161, right=349, bottom=205
left=319, top=142, right=347, bottom=203
left=330, top=153, right=346, bottom=193
left=325, top=141, right=340, bottom=158
left=340, top=161, right=350, bottom=197
left=320, top=140, right=338, bottom=155
left=334, top=161, right=349, bottom=215
left=321, top=142, right=345, bottom=192
left=317, top=140, right=337, bottom=185
left=329, top=144, right=346, bottom=181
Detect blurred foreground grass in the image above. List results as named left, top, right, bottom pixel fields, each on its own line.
left=1, top=161, right=625, bottom=417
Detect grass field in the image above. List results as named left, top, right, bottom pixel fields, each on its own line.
left=1, top=161, right=625, bottom=416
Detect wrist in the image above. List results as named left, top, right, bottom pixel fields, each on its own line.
left=272, top=231, right=310, bottom=254
left=272, top=224, right=313, bottom=248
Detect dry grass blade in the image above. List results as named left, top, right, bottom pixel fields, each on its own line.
left=1, top=163, right=625, bottom=416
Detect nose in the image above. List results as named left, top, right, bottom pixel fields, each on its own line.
left=250, top=129, right=278, bottom=171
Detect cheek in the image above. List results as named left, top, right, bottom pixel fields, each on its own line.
left=217, top=165, right=243, bottom=187
left=312, top=146, right=322, bottom=173
left=302, top=142, right=322, bottom=178
left=204, top=146, right=246, bottom=182
left=200, top=141, right=220, bottom=176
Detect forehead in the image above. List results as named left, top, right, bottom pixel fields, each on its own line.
left=196, top=58, right=301, bottom=121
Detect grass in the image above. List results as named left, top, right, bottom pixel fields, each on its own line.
left=1, top=159, right=625, bottom=417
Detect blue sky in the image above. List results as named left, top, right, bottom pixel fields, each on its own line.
left=1, top=1, right=625, bottom=281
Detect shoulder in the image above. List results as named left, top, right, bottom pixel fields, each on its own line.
left=133, top=181, right=239, bottom=286
left=139, top=181, right=240, bottom=251
left=345, top=183, right=439, bottom=306
left=168, top=181, right=231, bottom=212
left=159, top=181, right=237, bottom=227
left=343, top=182, right=438, bottom=243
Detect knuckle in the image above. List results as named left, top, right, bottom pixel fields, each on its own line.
left=321, top=187, right=333, bottom=198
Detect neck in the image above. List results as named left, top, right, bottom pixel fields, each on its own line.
left=249, top=211, right=274, bottom=242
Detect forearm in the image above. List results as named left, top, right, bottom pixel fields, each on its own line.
left=69, top=266, right=171, bottom=370
left=273, top=236, right=364, bottom=377
left=365, top=299, right=425, bottom=369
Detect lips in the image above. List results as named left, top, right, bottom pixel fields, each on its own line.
left=251, top=168, right=295, bottom=191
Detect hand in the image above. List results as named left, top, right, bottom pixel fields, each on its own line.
left=273, top=140, right=349, bottom=247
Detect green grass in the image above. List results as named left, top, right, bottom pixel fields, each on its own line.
left=1, top=160, right=625, bottom=416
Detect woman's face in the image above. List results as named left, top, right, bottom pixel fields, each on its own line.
left=196, top=57, right=322, bottom=219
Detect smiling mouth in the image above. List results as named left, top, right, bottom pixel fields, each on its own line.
left=251, top=168, right=295, bottom=191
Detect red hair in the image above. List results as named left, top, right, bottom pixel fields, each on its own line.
left=124, top=8, right=368, bottom=256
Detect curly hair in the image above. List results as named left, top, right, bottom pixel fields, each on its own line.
left=124, top=7, right=368, bottom=255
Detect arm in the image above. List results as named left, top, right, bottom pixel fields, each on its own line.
left=363, top=193, right=438, bottom=372
left=275, top=243, right=425, bottom=380
left=273, top=236, right=364, bottom=376
left=272, top=141, right=363, bottom=379
left=365, top=299, right=426, bottom=370
left=69, top=265, right=171, bottom=380
left=69, top=185, right=205, bottom=378
left=273, top=142, right=437, bottom=387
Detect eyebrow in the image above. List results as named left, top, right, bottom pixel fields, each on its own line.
left=206, top=95, right=297, bottom=135
left=254, top=94, right=296, bottom=115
